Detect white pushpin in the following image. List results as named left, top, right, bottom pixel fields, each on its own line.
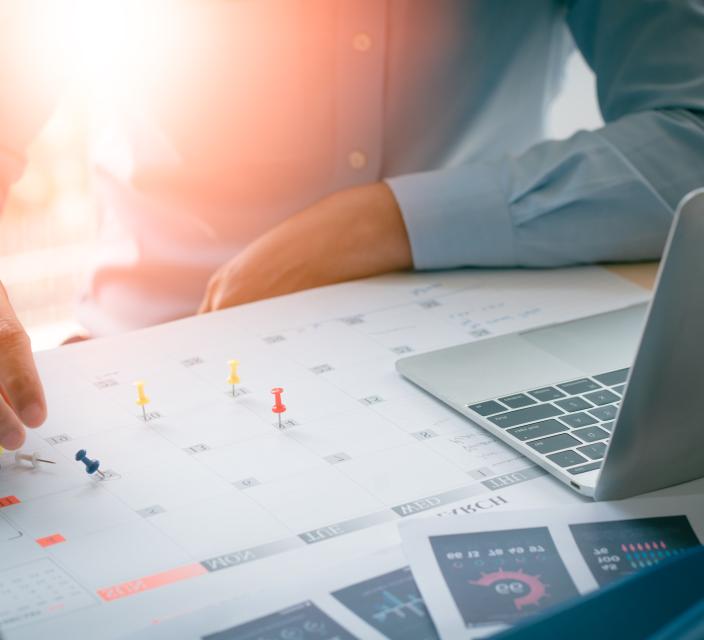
left=15, top=451, right=56, bottom=469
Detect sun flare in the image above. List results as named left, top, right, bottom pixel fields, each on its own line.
left=37, top=0, right=185, bottom=100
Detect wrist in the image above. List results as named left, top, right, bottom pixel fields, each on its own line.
left=330, top=182, right=412, bottom=277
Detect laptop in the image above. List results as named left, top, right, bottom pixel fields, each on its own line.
left=396, top=189, right=704, bottom=500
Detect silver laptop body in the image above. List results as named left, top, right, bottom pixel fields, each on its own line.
left=397, top=189, right=704, bottom=500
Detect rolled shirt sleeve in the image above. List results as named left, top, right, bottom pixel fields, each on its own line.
left=388, top=0, right=704, bottom=269
left=387, top=163, right=515, bottom=269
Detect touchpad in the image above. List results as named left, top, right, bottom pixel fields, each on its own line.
left=521, top=304, right=646, bottom=373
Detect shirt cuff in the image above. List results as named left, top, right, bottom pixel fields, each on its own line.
left=386, top=163, right=515, bottom=269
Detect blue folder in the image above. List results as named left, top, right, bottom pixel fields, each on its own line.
left=494, top=545, right=704, bottom=640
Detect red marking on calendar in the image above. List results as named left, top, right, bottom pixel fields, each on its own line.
left=37, top=534, right=66, bottom=548
left=0, top=495, right=20, bottom=508
left=97, top=563, right=207, bottom=602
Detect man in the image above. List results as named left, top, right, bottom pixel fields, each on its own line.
left=0, top=0, right=703, bottom=450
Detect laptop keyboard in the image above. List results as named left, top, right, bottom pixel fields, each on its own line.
left=466, top=368, right=630, bottom=477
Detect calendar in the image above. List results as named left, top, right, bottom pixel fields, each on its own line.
left=0, top=267, right=648, bottom=639
left=0, top=559, right=94, bottom=628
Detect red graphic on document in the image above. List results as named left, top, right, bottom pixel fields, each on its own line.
left=470, top=569, right=547, bottom=610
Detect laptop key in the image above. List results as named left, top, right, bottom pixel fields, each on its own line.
left=507, top=419, right=567, bottom=441
left=577, top=442, right=608, bottom=460
left=557, top=378, right=601, bottom=394
left=560, top=412, right=598, bottom=428
left=593, top=368, right=630, bottom=386
left=572, top=426, right=610, bottom=443
left=555, top=397, right=593, bottom=413
left=528, top=433, right=581, bottom=454
left=601, top=421, right=615, bottom=432
left=568, top=461, right=603, bottom=475
left=589, top=404, right=618, bottom=421
left=487, top=404, right=564, bottom=428
left=528, top=386, right=566, bottom=402
left=584, top=389, right=620, bottom=406
left=612, top=385, right=625, bottom=396
left=467, top=400, right=506, bottom=416
left=498, top=393, right=537, bottom=409
left=547, top=449, right=588, bottom=468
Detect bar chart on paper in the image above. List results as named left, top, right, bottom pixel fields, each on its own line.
left=570, top=516, right=701, bottom=586
left=0, top=267, right=648, bottom=639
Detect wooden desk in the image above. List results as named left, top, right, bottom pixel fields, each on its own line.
left=606, top=262, right=658, bottom=291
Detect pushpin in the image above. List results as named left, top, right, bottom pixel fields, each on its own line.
left=15, top=451, right=55, bottom=469
left=134, top=380, right=150, bottom=421
left=227, top=360, right=240, bottom=397
left=75, top=449, right=105, bottom=479
left=271, top=387, right=286, bottom=430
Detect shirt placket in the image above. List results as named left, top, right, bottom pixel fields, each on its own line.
left=334, top=0, right=387, bottom=189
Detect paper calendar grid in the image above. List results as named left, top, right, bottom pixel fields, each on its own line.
left=0, top=267, right=648, bottom=639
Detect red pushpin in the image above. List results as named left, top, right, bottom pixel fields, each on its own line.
left=271, top=387, right=286, bottom=430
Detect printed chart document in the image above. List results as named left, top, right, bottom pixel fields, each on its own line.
left=0, top=267, right=648, bottom=639
left=400, top=495, right=704, bottom=639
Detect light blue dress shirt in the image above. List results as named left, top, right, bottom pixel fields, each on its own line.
left=0, top=0, right=703, bottom=334
left=387, top=0, right=704, bottom=270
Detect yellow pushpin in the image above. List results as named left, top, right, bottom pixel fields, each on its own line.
left=134, top=380, right=151, bottom=421
left=227, top=360, right=240, bottom=397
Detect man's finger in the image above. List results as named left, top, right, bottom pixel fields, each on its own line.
left=198, top=275, right=218, bottom=314
left=0, top=284, right=46, bottom=429
left=197, top=296, right=211, bottom=314
left=0, top=394, right=26, bottom=450
left=197, top=293, right=211, bottom=314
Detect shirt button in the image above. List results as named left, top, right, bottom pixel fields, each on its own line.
left=348, top=150, right=367, bottom=170
left=352, top=33, right=372, bottom=52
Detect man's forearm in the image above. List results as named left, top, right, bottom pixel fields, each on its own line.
left=199, top=182, right=412, bottom=312
left=286, top=182, right=413, bottom=284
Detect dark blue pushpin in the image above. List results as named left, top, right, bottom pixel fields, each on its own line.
left=75, top=449, right=105, bottom=478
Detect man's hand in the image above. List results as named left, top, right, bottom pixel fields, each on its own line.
left=0, top=283, right=46, bottom=449
left=199, top=182, right=413, bottom=312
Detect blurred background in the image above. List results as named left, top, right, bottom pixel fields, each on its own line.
left=1, top=90, right=97, bottom=350
left=1, top=51, right=602, bottom=351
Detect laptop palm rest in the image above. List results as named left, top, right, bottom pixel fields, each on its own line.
left=521, top=303, right=646, bottom=374
left=398, top=304, right=646, bottom=407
